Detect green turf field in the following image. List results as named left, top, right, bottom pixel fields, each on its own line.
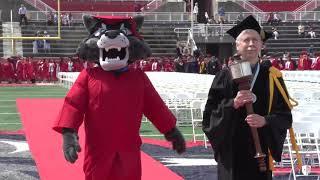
left=0, top=85, right=204, bottom=140
left=0, top=86, right=68, bottom=131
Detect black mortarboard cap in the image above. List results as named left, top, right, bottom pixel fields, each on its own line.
left=227, top=15, right=272, bottom=42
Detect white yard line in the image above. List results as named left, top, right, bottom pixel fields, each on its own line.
left=140, top=133, right=194, bottom=137
left=140, top=134, right=162, bottom=137
left=0, top=100, right=16, bottom=102
left=0, top=95, right=65, bottom=97
left=0, top=113, right=19, bottom=115
left=0, top=122, right=21, bottom=125
left=0, top=105, right=16, bottom=108
left=0, top=92, right=66, bottom=94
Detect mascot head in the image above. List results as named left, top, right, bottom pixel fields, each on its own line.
left=77, top=15, right=151, bottom=71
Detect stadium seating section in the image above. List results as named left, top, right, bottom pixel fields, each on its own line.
left=18, top=21, right=186, bottom=57
left=42, top=0, right=148, bottom=12
left=250, top=1, right=306, bottom=12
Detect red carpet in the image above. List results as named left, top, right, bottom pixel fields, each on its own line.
left=17, top=98, right=182, bottom=180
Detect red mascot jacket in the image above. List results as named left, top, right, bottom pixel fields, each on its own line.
left=53, top=67, right=176, bottom=179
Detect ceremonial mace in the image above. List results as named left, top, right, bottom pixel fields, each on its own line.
left=229, top=56, right=267, bottom=172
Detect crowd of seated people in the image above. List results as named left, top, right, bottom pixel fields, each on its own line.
left=0, top=56, right=95, bottom=84
left=1, top=50, right=319, bottom=84
left=264, top=51, right=320, bottom=71
left=132, top=54, right=224, bottom=75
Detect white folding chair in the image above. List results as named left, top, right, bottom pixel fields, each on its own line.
left=285, top=121, right=320, bottom=180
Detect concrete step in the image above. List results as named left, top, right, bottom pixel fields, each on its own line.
left=145, top=40, right=176, bottom=44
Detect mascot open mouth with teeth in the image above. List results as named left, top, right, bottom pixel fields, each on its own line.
left=53, top=15, right=186, bottom=180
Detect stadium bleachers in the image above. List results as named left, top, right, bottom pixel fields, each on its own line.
left=19, top=21, right=189, bottom=57
left=0, top=22, right=3, bottom=57
left=263, top=21, right=320, bottom=57
left=41, top=0, right=149, bottom=12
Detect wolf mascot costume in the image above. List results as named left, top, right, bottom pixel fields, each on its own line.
left=53, top=15, right=186, bottom=180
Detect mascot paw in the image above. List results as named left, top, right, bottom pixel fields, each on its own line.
left=164, top=127, right=186, bottom=154
left=62, top=129, right=81, bottom=163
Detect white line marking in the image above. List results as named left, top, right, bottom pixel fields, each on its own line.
left=0, top=106, right=16, bottom=108
left=0, top=113, right=19, bottom=115
left=0, top=140, right=29, bottom=153
left=0, top=123, right=21, bottom=124
left=140, top=133, right=195, bottom=137
left=161, top=158, right=217, bottom=166
left=0, top=95, right=65, bottom=97
left=0, top=92, right=66, bottom=94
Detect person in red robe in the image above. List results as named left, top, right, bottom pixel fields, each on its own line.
left=33, top=59, right=41, bottom=81
left=41, top=59, right=49, bottom=81
left=73, top=59, right=82, bottom=72
left=0, top=58, right=3, bottom=82
left=163, top=61, right=175, bottom=72
left=24, top=58, right=35, bottom=82
left=298, top=52, right=312, bottom=70
left=59, top=58, right=68, bottom=72
left=284, top=57, right=296, bottom=71
left=16, top=58, right=24, bottom=82
left=53, top=15, right=185, bottom=180
left=311, top=53, right=320, bottom=70
left=2, top=58, right=15, bottom=83
left=270, top=57, right=283, bottom=70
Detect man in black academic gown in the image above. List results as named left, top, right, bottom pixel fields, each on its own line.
left=202, top=15, right=292, bottom=180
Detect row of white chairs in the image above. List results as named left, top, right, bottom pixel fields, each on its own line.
left=283, top=71, right=320, bottom=83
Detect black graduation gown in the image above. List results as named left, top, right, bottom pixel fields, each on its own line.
left=202, top=61, right=292, bottom=180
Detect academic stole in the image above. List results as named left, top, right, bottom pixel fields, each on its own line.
left=267, top=67, right=302, bottom=171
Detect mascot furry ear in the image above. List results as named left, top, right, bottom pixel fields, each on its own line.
left=77, top=15, right=151, bottom=71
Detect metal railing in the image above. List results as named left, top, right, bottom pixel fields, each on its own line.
left=294, top=0, right=317, bottom=12
left=141, top=0, right=165, bottom=12
left=18, top=10, right=320, bottom=23
left=24, top=0, right=55, bottom=12
left=293, top=0, right=320, bottom=19
left=230, top=0, right=307, bottom=1
left=174, top=24, right=234, bottom=39
left=67, top=0, right=151, bottom=1
left=27, top=11, right=191, bottom=22
left=235, top=0, right=263, bottom=13
left=223, top=11, right=320, bottom=22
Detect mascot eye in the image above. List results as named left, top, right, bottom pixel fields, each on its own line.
left=126, top=29, right=132, bottom=35
left=120, top=29, right=127, bottom=35
left=120, top=23, right=132, bottom=36
left=94, top=31, right=101, bottom=37
left=93, top=29, right=107, bottom=37
left=121, top=28, right=132, bottom=36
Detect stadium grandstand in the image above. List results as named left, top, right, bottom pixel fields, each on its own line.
left=0, top=0, right=320, bottom=179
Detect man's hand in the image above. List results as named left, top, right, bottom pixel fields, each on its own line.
left=164, top=127, right=186, bottom=154
left=62, top=129, right=81, bottom=163
left=233, top=90, right=255, bottom=109
left=245, top=114, right=267, bottom=128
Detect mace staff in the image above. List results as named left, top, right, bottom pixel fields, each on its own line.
left=229, top=57, right=267, bottom=172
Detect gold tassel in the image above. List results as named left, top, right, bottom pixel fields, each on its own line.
left=268, top=67, right=302, bottom=171
left=289, top=128, right=303, bottom=170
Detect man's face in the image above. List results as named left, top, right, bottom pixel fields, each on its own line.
left=236, top=30, right=262, bottom=64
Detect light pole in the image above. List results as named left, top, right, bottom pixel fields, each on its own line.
left=190, top=0, right=194, bottom=56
